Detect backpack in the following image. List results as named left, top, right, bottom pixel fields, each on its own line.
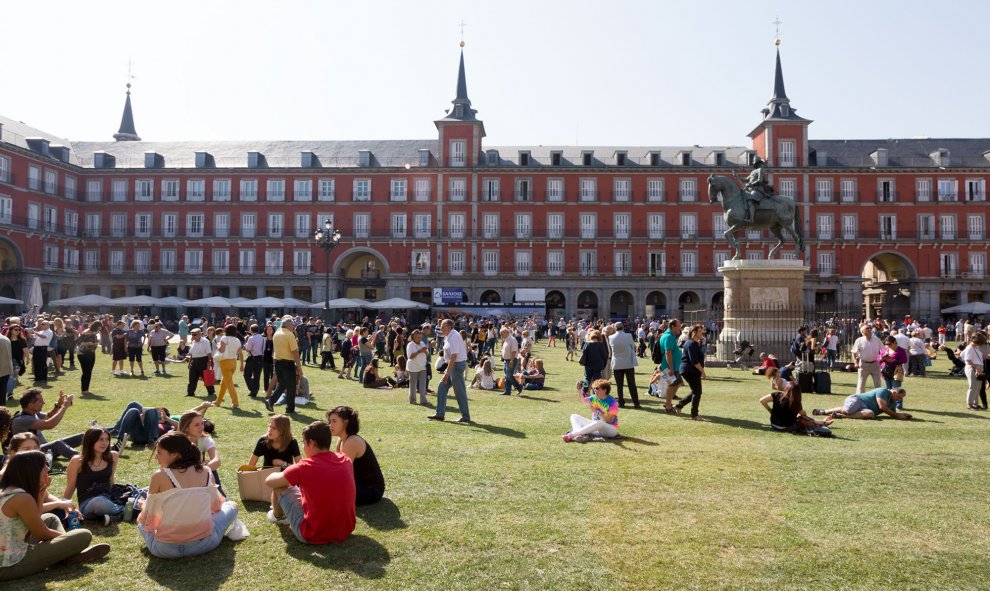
left=790, top=336, right=804, bottom=358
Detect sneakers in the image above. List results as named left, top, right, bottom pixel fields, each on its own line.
left=63, top=543, right=111, bottom=565
left=227, top=518, right=251, bottom=540
left=812, top=408, right=825, bottom=416
left=264, top=397, right=274, bottom=412
left=562, top=433, right=574, bottom=442
left=111, top=433, right=128, bottom=454
left=266, top=509, right=289, bottom=525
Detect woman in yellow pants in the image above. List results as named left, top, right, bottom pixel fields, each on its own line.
left=215, top=324, right=244, bottom=408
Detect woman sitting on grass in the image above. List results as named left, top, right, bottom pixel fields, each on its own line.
left=392, top=356, right=410, bottom=389
left=136, top=432, right=243, bottom=558
left=563, top=378, right=619, bottom=443
left=470, top=358, right=497, bottom=390
left=62, top=427, right=123, bottom=525
left=328, top=406, right=384, bottom=505
left=759, top=381, right=832, bottom=433
left=0, top=451, right=110, bottom=581
left=363, top=358, right=395, bottom=389
left=518, top=358, right=546, bottom=391
left=1, top=433, right=76, bottom=521
left=178, top=410, right=224, bottom=497
left=247, top=414, right=301, bottom=469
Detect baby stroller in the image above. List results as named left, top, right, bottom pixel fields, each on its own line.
left=725, top=340, right=756, bottom=370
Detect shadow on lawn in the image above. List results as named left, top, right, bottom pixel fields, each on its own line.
left=280, top=530, right=390, bottom=578
left=517, top=393, right=559, bottom=403
left=357, top=497, right=407, bottom=530
left=917, top=408, right=989, bottom=420
left=144, top=539, right=237, bottom=589
left=460, top=422, right=526, bottom=439
left=608, top=435, right=659, bottom=449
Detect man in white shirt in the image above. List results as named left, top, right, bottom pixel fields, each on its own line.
left=428, top=319, right=471, bottom=423
left=184, top=328, right=215, bottom=398
left=242, top=323, right=266, bottom=397
left=499, top=327, right=521, bottom=396
left=851, top=324, right=883, bottom=394
left=31, top=319, right=53, bottom=382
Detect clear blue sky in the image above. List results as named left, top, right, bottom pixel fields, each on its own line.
left=2, top=0, right=986, bottom=146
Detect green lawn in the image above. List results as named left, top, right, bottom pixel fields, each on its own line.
left=7, top=342, right=990, bottom=591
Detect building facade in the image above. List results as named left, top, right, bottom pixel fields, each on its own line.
left=0, top=47, right=987, bottom=320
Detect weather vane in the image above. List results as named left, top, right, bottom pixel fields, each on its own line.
left=773, top=17, right=782, bottom=46
left=458, top=19, right=467, bottom=47
left=127, top=57, right=137, bottom=90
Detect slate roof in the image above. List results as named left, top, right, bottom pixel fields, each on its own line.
left=810, top=138, right=990, bottom=168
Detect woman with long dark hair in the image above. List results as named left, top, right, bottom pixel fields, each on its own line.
left=759, top=381, right=832, bottom=432
left=62, top=427, right=123, bottom=525
left=328, top=406, right=384, bottom=505
left=674, top=325, right=707, bottom=420
left=76, top=321, right=101, bottom=396
left=262, top=323, right=276, bottom=395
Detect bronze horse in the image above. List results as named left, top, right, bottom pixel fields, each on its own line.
left=707, top=175, right=805, bottom=260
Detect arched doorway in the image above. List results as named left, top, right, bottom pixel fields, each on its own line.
left=545, top=290, right=566, bottom=319
left=711, top=291, right=724, bottom=311
left=480, top=290, right=502, bottom=304
left=678, top=291, right=701, bottom=312
left=609, top=290, right=634, bottom=320
left=0, top=239, right=23, bottom=272
left=862, top=252, right=915, bottom=319
left=577, top=290, right=598, bottom=319
left=336, top=248, right=388, bottom=302
left=645, top=291, right=667, bottom=318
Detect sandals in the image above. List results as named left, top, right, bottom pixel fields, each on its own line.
left=664, top=406, right=677, bottom=414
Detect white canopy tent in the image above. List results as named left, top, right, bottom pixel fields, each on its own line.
left=156, top=296, right=189, bottom=308
left=309, top=298, right=369, bottom=309
left=281, top=297, right=312, bottom=309
left=365, top=297, right=429, bottom=310
left=48, top=294, right=112, bottom=308
left=184, top=296, right=236, bottom=308
left=941, top=301, right=990, bottom=314
left=234, top=297, right=287, bottom=309
left=0, top=296, right=24, bottom=305
left=109, top=295, right=161, bottom=307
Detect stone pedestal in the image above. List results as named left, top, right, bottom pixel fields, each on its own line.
left=716, top=259, right=809, bottom=363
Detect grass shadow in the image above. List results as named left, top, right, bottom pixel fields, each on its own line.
left=918, top=408, right=990, bottom=420
left=230, top=407, right=263, bottom=418
left=460, top=422, right=527, bottom=439
left=285, top=411, right=324, bottom=424
left=279, top=529, right=389, bottom=579
left=357, top=497, right=407, bottom=531
left=517, top=394, right=559, bottom=403
left=144, top=538, right=237, bottom=590
left=608, top=435, right=660, bottom=449
left=700, top=414, right=773, bottom=432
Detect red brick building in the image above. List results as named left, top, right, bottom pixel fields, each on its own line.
left=0, top=47, right=986, bottom=319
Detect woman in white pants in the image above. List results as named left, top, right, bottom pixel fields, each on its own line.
left=563, top=378, right=619, bottom=442
left=405, top=330, right=429, bottom=405
left=961, top=332, right=988, bottom=410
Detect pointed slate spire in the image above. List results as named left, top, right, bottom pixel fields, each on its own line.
left=762, top=43, right=805, bottom=121
left=455, top=49, right=470, bottom=104
left=113, top=83, right=141, bottom=142
left=441, top=45, right=478, bottom=122
left=772, top=47, right=787, bottom=101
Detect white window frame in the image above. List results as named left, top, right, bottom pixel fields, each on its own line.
left=916, top=178, right=932, bottom=203
left=679, top=178, right=697, bottom=202
left=160, top=249, right=177, bottom=273
left=646, top=178, right=664, bottom=202
left=214, top=213, right=230, bottom=238
left=414, top=214, right=431, bottom=239
left=413, top=178, right=430, bottom=201
left=967, top=214, right=985, bottom=240
left=186, top=213, right=204, bottom=238
left=778, top=139, right=796, bottom=167
left=940, top=214, right=957, bottom=241
left=213, top=179, right=232, bottom=202
left=482, top=250, right=499, bottom=276
left=240, top=213, right=256, bottom=238
left=162, top=213, right=177, bottom=238
left=294, top=213, right=311, bottom=238
left=614, top=250, right=631, bottom=276
left=482, top=178, right=499, bottom=202
left=613, top=213, right=631, bottom=239
left=449, top=249, right=465, bottom=276
left=680, top=213, right=697, bottom=239
left=483, top=213, right=499, bottom=239
left=239, top=249, right=256, bottom=274
left=579, top=250, right=597, bottom=276
left=293, top=249, right=311, bottom=275
left=816, top=214, right=834, bottom=240
left=938, top=178, right=958, bottom=202
left=448, top=213, right=466, bottom=239
left=515, top=213, right=532, bottom=239
left=135, top=212, right=152, bottom=238
left=293, top=178, right=312, bottom=202
left=680, top=251, right=698, bottom=277
left=918, top=214, right=935, bottom=241
left=212, top=249, right=230, bottom=275
left=318, top=178, right=335, bottom=201
left=185, top=249, right=204, bottom=275
left=268, top=213, right=283, bottom=238
left=817, top=251, right=835, bottom=277
left=111, top=178, right=128, bottom=202
left=412, top=250, right=430, bottom=275
left=86, top=179, right=103, bottom=202
left=649, top=251, right=666, bottom=277
left=391, top=213, right=407, bottom=238
left=515, top=250, right=532, bottom=276
left=161, top=179, right=179, bottom=202
left=186, top=179, right=205, bottom=202
left=265, top=249, right=283, bottom=275
left=390, top=178, right=407, bottom=202
left=840, top=178, right=857, bottom=203
left=354, top=213, right=370, bottom=238
left=266, top=178, right=286, bottom=202
left=547, top=213, right=564, bottom=239
left=546, top=178, right=564, bottom=202
left=579, top=178, right=597, bottom=202
left=448, top=178, right=466, bottom=202
left=879, top=214, right=897, bottom=240
left=136, top=179, right=154, bottom=201
left=648, top=213, right=665, bottom=240
left=449, top=140, right=466, bottom=167
left=44, top=170, right=57, bottom=195
left=547, top=250, right=564, bottom=276
left=580, top=213, right=596, bottom=239
left=239, top=179, right=258, bottom=202
left=613, top=178, right=631, bottom=202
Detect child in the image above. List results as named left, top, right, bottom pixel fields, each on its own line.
left=563, top=378, right=618, bottom=442
left=392, top=356, right=410, bottom=388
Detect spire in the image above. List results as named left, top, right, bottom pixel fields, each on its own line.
left=761, top=41, right=805, bottom=122
left=772, top=47, right=787, bottom=101
left=113, top=83, right=141, bottom=142
left=455, top=49, right=470, bottom=105
left=439, top=43, right=478, bottom=122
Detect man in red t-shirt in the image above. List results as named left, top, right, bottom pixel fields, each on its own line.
left=266, top=421, right=356, bottom=544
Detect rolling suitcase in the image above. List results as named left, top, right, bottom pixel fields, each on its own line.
left=797, top=351, right=815, bottom=393
left=814, top=370, right=831, bottom=394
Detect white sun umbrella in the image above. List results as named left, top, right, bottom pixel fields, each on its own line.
left=184, top=296, right=235, bottom=308
left=234, top=297, right=286, bottom=308
left=941, top=301, right=990, bottom=314
left=281, top=297, right=312, bottom=309
left=49, top=294, right=111, bottom=307
left=110, top=295, right=161, bottom=307
left=367, top=297, right=430, bottom=310
left=28, top=277, right=43, bottom=309
left=156, top=296, right=189, bottom=308
left=0, top=296, right=24, bottom=305
left=309, top=298, right=368, bottom=309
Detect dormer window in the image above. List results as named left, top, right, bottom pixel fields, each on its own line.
left=486, top=150, right=500, bottom=166
left=931, top=149, right=950, bottom=167
left=615, top=151, right=627, bottom=166
left=649, top=152, right=660, bottom=166
left=780, top=104, right=789, bottom=117
left=871, top=148, right=888, bottom=167
left=518, top=151, right=530, bottom=166
left=418, top=149, right=431, bottom=167
left=708, top=151, right=725, bottom=166
left=679, top=152, right=691, bottom=166
left=582, top=152, right=593, bottom=167
left=358, top=150, right=371, bottom=167
left=551, top=152, right=562, bottom=166
left=454, top=105, right=464, bottom=118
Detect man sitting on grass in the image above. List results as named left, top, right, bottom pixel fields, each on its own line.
left=813, top=387, right=912, bottom=420
left=265, top=421, right=355, bottom=544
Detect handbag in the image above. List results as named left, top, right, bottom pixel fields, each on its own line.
left=236, top=465, right=277, bottom=502
left=202, top=367, right=216, bottom=387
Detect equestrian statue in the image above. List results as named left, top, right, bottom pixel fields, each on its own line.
left=707, top=157, right=805, bottom=260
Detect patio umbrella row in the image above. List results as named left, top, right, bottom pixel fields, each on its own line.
left=46, top=295, right=429, bottom=311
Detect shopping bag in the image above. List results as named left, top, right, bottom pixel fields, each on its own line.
left=202, top=369, right=216, bottom=387
left=236, top=465, right=277, bottom=502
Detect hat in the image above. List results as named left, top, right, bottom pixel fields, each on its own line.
left=281, top=315, right=295, bottom=324
left=190, top=328, right=202, bottom=334
left=421, top=322, right=433, bottom=329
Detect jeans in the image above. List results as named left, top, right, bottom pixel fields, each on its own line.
left=909, top=354, right=926, bottom=377
left=408, top=370, right=427, bottom=403
left=41, top=432, right=83, bottom=459
left=584, top=366, right=602, bottom=385
left=356, top=353, right=372, bottom=382
left=78, top=351, right=96, bottom=391
left=139, top=501, right=238, bottom=559
left=503, top=359, right=520, bottom=395
left=80, top=495, right=124, bottom=520
left=0, top=515, right=92, bottom=581
left=435, top=361, right=470, bottom=420
left=676, top=372, right=703, bottom=417
left=299, top=344, right=310, bottom=365
left=244, top=356, right=263, bottom=396
left=612, top=367, right=639, bottom=406
left=112, top=401, right=160, bottom=444
left=278, top=486, right=309, bottom=544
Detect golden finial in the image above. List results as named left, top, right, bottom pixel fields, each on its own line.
left=773, top=17, right=782, bottom=46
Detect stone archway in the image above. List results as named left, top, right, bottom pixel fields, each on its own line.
left=678, top=290, right=701, bottom=311
left=0, top=238, right=23, bottom=272
left=480, top=290, right=502, bottom=304
left=645, top=291, right=667, bottom=318
left=335, top=248, right=388, bottom=302
left=711, top=291, right=725, bottom=311
left=545, top=290, right=566, bottom=319
left=577, top=290, right=599, bottom=319
left=862, top=251, right=916, bottom=319
left=609, top=290, right=634, bottom=320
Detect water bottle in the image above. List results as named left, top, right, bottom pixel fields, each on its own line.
left=44, top=451, right=53, bottom=468
left=122, top=498, right=135, bottom=522
left=66, top=510, right=82, bottom=530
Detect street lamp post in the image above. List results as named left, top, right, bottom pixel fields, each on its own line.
left=313, top=219, right=343, bottom=323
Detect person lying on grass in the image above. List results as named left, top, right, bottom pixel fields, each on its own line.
left=759, top=381, right=833, bottom=433
left=563, top=378, right=619, bottom=443
left=812, top=387, right=912, bottom=420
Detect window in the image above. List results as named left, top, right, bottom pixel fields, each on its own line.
left=354, top=213, right=370, bottom=238
left=448, top=178, right=466, bottom=201
left=448, top=213, right=466, bottom=239
left=109, top=250, right=124, bottom=274
left=679, top=178, right=697, bottom=202
left=267, top=179, right=285, bottom=201
left=391, top=213, right=407, bottom=238
left=293, top=250, right=311, bottom=275
left=483, top=213, right=499, bottom=239
left=265, top=250, right=283, bottom=275
left=318, top=178, right=335, bottom=201
left=649, top=252, right=666, bottom=277
left=213, top=179, right=231, bottom=201
left=111, top=179, right=128, bottom=201
left=44, top=170, right=57, bottom=195
left=450, top=140, right=466, bottom=167
left=86, top=179, right=103, bottom=202
left=240, top=179, right=258, bottom=201
left=162, top=179, right=179, bottom=201
left=778, top=139, right=796, bottom=167
left=968, top=215, right=985, bottom=240
left=547, top=213, right=564, bottom=239
left=515, top=178, right=531, bottom=201
left=579, top=250, right=596, bottom=275
left=0, top=197, right=12, bottom=224
left=878, top=179, right=895, bottom=202
left=580, top=213, right=596, bottom=239
left=583, top=153, right=593, bottom=166
left=268, top=213, right=283, bottom=238
left=293, top=179, right=312, bottom=201
left=515, top=213, right=532, bottom=239
left=63, top=248, right=79, bottom=271
left=812, top=178, right=832, bottom=202
left=515, top=250, right=532, bottom=275
left=648, top=213, right=665, bottom=239
left=28, top=166, right=40, bottom=190
left=27, top=203, right=39, bottom=230
left=390, top=179, right=407, bottom=201
left=64, top=176, right=76, bottom=200
left=85, top=250, right=100, bottom=272
left=239, top=250, right=255, bottom=274
left=969, top=252, right=986, bottom=278
left=647, top=178, right=664, bottom=202
left=413, top=178, right=430, bottom=201
left=186, top=213, right=204, bottom=237
left=110, top=212, right=126, bottom=237
left=135, top=213, right=152, bottom=238
left=680, top=213, right=697, bottom=239
left=483, top=250, right=499, bottom=275
left=240, top=213, right=256, bottom=238
left=841, top=214, right=857, bottom=240
left=43, top=244, right=58, bottom=270
left=680, top=251, right=697, bottom=277
left=940, top=215, right=957, bottom=240
left=777, top=178, right=796, bottom=199
left=614, top=251, right=631, bottom=276
left=613, top=179, right=631, bottom=202
left=966, top=179, right=986, bottom=202
left=548, top=250, right=564, bottom=276
left=160, top=249, right=177, bottom=273
left=519, top=152, right=530, bottom=166
left=162, top=213, right=177, bottom=238
left=712, top=214, right=727, bottom=239
left=43, top=207, right=57, bottom=233
left=613, top=213, right=630, bottom=239
left=414, top=214, right=431, bottom=239
left=482, top=178, right=499, bottom=201
left=214, top=213, right=230, bottom=238
left=840, top=179, right=857, bottom=203
left=879, top=215, right=897, bottom=240
left=136, top=179, right=154, bottom=201
left=212, top=249, right=229, bottom=274
left=817, top=252, right=835, bottom=277
left=940, top=252, right=958, bottom=278
left=0, top=156, right=9, bottom=183
left=294, top=213, right=310, bottom=238
left=916, top=178, right=932, bottom=202
left=449, top=250, right=465, bottom=275
left=547, top=179, right=564, bottom=202
left=186, top=179, right=205, bottom=201
left=938, top=178, right=958, bottom=202
left=918, top=215, right=935, bottom=240
left=817, top=214, right=834, bottom=240
left=579, top=178, right=597, bottom=201
left=714, top=251, right=730, bottom=275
